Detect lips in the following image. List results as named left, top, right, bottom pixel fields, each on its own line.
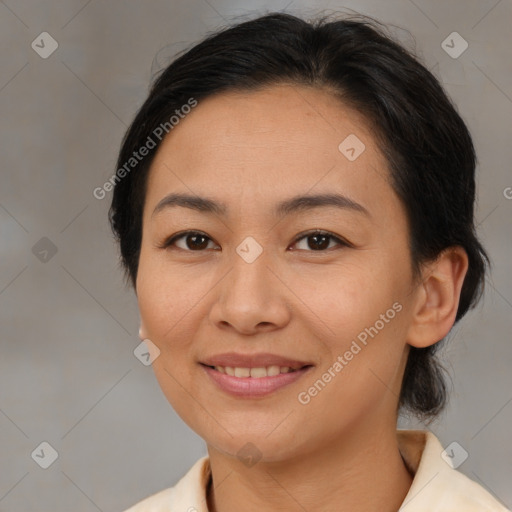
left=199, top=352, right=314, bottom=397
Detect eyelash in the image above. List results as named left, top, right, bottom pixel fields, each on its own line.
left=157, top=229, right=352, bottom=253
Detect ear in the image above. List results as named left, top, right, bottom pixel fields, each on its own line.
left=407, top=246, right=469, bottom=348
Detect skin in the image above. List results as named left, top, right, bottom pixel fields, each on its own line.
left=136, top=83, right=468, bottom=512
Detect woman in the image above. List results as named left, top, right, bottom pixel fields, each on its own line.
left=110, top=11, right=510, bottom=512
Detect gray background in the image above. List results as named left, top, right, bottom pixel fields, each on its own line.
left=1, top=0, right=511, bottom=511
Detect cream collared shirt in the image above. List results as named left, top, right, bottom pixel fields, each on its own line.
left=123, top=430, right=510, bottom=511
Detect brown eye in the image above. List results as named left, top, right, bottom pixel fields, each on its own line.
left=161, top=231, right=218, bottom=251
left=183, top=233, right=210, bottom=250
left=292, top=230, right=350, bottom=251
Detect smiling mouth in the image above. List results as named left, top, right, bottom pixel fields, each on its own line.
left=202, top=363, right=312, bottom=378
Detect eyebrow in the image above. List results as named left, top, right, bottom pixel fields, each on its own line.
left=151, top=192, right=370, bottom=219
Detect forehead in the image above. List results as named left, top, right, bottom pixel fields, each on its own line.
left=144, top=84, right=397, bottom=220
left=155, top=83, right=377, bottom=157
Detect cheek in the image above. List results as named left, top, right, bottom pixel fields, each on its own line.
left=136, top=263, right=204, bottom=427
left=299, top=259, right=410, bottom=395
left=302, top=259, right=404, bottom=339
left=136, top=256, right=207, bottom=344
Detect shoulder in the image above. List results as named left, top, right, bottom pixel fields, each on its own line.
left=434, top=466, right=510, bottom=511
left=122, top=456, right=211, bottom=512
left=398, top=429, right=510, bottom=511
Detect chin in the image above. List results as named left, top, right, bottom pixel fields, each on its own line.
left=200, top=418, right=316, bottom=464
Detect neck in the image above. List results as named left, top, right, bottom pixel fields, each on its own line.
left=206, top=421, right=413, bottom=512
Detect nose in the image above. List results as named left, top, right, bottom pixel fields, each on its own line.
left=209, top=246, right=291, bottom=335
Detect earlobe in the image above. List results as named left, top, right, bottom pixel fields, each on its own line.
left=139, top=320, right=148, bottom=340
left=407, top=247, right=469, bottom=349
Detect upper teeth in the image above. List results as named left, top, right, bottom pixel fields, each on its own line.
left=215, top=366, right=298, bottom=378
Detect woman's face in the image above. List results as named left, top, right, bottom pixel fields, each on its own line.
left=136, top=84, right=421, bottom=461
